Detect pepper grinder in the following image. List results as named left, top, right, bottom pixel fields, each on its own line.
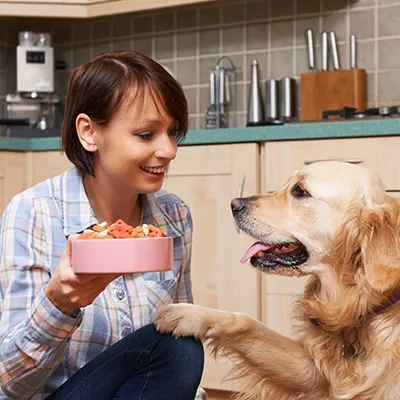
left=247, top=59, right=265, bottom=126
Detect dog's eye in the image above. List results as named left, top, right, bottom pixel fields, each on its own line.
left=291, top=184, right=310, bottom=199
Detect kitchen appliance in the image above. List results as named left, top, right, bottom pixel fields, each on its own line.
left=0, top=31, right=63, bottom=137
left=3, top=93, right=63, bottom=137
left=322, top=105, right=400, bottom=120
left=17, top=31, right=54, bottom=95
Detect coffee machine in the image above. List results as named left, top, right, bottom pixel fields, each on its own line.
left=17, top=31, right=54, bottom=94
left=2, top=31, right=62, bottom=137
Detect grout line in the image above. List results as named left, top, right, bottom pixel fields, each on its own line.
left=151, top=13, right=155, bottom=59
left=130, top=12, right=135, bottom=50
left=374, top=0, right=379, bottom=106
left=346, top=0, right=350, bottom=69
left=293, top=0, right=297, bottom=78
left=195, top=6, right=200, bottom=129
left=242, top=1, right=248, bottom=117
left=267, top=0, right=272, bottom=78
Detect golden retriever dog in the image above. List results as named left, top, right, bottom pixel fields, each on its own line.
left=155, top=160, right=400, bottom=400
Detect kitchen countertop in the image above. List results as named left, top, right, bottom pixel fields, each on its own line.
left=1, top=118, right=400, bottom=151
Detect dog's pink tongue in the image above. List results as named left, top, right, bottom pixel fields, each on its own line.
left=240, top=243, right=273, bottom=263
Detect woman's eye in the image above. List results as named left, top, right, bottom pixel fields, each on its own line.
left=137, top=132, right=154, bottom=141
left=291, top=184, right=310, bottom=199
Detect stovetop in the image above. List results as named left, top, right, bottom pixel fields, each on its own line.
left=322, top=106, right=400, bottom=120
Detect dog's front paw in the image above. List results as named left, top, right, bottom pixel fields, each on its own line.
left=155, top=303, right=213, bottom=341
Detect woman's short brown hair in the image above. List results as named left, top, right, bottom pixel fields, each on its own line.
left=62, top=50, right=188, bottom=176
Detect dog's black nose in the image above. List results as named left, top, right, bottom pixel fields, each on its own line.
left=231, top=198, right=245, bottom=214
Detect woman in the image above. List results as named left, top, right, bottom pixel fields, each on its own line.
left=0, top=51, right=204, bottom=400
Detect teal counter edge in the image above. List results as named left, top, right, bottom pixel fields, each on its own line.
left=1, top=119, right=400, bottom=151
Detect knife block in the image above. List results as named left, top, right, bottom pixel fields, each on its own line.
left=299, top=68, right=367, bottom=121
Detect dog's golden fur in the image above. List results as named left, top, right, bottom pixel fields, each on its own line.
left=155, top=161, right=400, bottom=400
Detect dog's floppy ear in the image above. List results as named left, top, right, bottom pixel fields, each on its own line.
left=360, top=204, right=400, bottom=293
left=328, top=199, right=400, bottom=294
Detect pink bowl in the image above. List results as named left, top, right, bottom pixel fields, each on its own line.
left=71, top=237, right=173, bottom=274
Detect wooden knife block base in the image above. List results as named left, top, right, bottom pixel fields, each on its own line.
left=299, top=68, right=367, bottom=121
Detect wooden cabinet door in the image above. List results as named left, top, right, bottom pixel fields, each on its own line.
left=0, top=152, right=29, bottom=216
left=163, top=143, right=261, bottom=392
left=29, top=151, right=72, bottom=186
left=262, top=136, right=400, bottom=192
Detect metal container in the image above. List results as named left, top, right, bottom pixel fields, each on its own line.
left=265, top=79, right=280, bottom=120
left=18, top=31, right=36, bottom=46
left=247, top=59, right=265, bottom=126
left=280, top=77, right=296, bottom=121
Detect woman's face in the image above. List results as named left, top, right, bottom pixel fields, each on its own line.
left=91, top=91, right=178, bottom=194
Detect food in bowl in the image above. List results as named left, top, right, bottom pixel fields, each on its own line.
left=78, top=219, right=166, bottom=240
left=71, top=219, right=173, bottom=274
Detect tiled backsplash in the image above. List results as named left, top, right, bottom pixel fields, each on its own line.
left=1, top=0, right=400, bottom=130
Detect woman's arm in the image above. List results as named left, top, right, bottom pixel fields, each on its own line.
left=0, top=196, right=83, bottom=399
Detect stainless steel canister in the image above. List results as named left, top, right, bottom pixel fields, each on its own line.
left=265, top=79, right=280, bottom=120
left=279, top=77, right=296, bottom=121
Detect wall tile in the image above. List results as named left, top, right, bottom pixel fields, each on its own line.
left=378, top=38, right=400, bottom=69
left=271, top=20, right=294, bottom=48
left=223, top=3, right=245, bottom=24
left=246, top=0, right=269, bottom=21
left=155, top=34, right=174, bottom=60
left=222, top=26, right=244, bottom=53
left=177, top=30, right=197, bottom=58
left=247, top=23, right=268, bottom=51
left=199, top=29, right=220, bottom=55
left=350, top=9, right=375, bottom=39
left=378, top=5, right=400, bottom=37
left=176, top=58, right=197, bottom=85
left=133, top=35, right=153, bottom=57
left=177, top=8, right=197, bottom=30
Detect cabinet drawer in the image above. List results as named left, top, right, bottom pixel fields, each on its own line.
left=262, top=136, right=400, bottom=191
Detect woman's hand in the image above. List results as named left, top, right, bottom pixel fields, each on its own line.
left=45, top=234, right=121, bottom=316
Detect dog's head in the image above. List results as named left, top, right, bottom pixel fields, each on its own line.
left=232, top=161, right=400, bottom=297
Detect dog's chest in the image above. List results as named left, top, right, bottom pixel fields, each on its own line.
left=311, top=337, right=400, bottom=399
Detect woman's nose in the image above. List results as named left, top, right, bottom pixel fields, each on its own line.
left=154, top=136, right=177, bottom=160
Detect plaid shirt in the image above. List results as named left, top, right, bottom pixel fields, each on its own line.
left=0, top=166, right=193, bottom=399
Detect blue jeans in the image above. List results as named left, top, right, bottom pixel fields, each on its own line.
left=47, top=323, right=204, bottom=400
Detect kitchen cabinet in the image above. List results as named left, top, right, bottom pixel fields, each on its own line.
left=260, top=136, right=400, bottom=339
left=30, top=151, right=72, bottom=186
left=163, top=143, right=261, bottom=392
left=0, top=0, right=217, bottom=18
left=0, top=152, right=29, bottom=216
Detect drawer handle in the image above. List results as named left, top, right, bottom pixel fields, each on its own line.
left=386, top=189, right=400, bottom=193
left=235, top=175, right=246, bottom=234
left=304, top=158, right=364, bottom=166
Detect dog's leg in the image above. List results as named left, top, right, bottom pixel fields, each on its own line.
left=155, top=304, right=326, bottom=399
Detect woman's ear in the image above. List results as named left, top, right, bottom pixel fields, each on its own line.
left=360, top=204, right=400, bottom=293
left=76, top=113, right=97, bottom=153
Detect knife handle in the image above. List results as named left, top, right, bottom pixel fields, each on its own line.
left=305, top=29, right=315, bottom=70
left=321, top=32, right=328, bottom=71
left=350, top=34, right=357, bottom=69
left=329, top=31, right=340, bottom=70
